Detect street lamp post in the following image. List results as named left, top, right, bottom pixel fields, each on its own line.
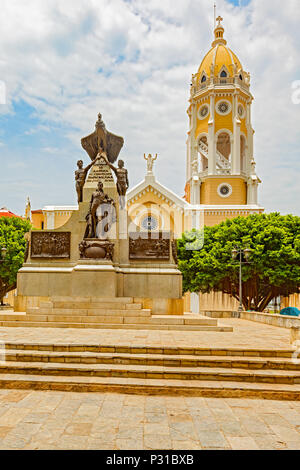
left=232, top=246, right=251, bottom=313
left=0, top=245, right=7, bottom=306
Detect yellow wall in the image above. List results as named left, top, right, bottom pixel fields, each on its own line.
left=203, top=209, right=263, bottom=227
left=200, top=178, right=247, bottom=205
left=215, top=97, right=233, bottom=134
left=31, top=210, right=73, bottom=230
left=54, top=212, right=73, bottom=229
left=31, top=212, right=44, bottom=230
left=127, top=191, right=185, bottom=238
left=195, top=97, right=210, bottom=137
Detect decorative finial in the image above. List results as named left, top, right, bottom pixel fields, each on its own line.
left=216, top=15, right=223, bottom=27
left=212, top=14, right=227, bottom=47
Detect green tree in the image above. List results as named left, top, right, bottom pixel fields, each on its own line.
left=177, top=213, right=300, bottom=312
left=0, top=217, right=31, bottom=305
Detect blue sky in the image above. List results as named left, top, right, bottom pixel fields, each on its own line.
left=0, top=0, right=299, bottom=216
left=227, top=0, right=251, bottom=5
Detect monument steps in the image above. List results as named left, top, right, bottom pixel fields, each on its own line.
left=0, top=294, right=231, bottom=330
left=0, top=360, right=300, bottom=384
left=0, top=320, right=231, bottom=331
left=0, top=373, right=299, bottom=399
left=1, top=349, right=300, bottom=371
left=0, top=343, right=298, bottom=398
left=2, top=342, right=295, bottom=357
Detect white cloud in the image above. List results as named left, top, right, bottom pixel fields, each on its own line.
left=0, top=0, right=299, bottom=215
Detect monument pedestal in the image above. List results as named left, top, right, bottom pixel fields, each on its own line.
left=14, top=114, right=184, bottom=316
left=73, top=260, right=117, bottom=298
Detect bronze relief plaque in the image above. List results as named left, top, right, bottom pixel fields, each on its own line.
left=31, top=232, right=71, bottom=259
left=129, top=232, right=170, bottom=260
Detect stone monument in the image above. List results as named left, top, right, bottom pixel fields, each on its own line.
left=15, top=114, right=183, bottom=314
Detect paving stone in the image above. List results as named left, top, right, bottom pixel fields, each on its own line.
left=0, top=426, right=13, bottom=438
left=144, top=413, right=168, bottom=424
left=116, top=439, right=144, bottom=450
left=22, top=412, right=50, bottom=424
left=144, top=423, right=170, bottom=436
left=117, top=425, right=143, bottom=440
left=0, top=407, right=31, bottom=426
left=219, top=421, right=249, bottom=437
left=196, top=430, right=230, bottom=449
left=227, top=436, right=260, bottom=450
left=269, top=425, right=300, bottom=442
left=0, top=391, right=30, bottom=403
left=65, top=422, right=93, bottom=436
left=171, top=440, right=201, bottom=450
left=57, top=435, right=88, bottom=450
left=252, top=435, right=287, bottom=450
left=144, top=434, right=172, bottom=449
left=87, top=439, right=117, bottom=450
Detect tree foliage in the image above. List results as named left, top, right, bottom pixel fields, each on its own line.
left=177, top=213, right=300, bottom=312
left=0, top=217, right=31, bottom=304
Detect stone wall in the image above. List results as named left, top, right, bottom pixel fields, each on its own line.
left=202, top=309, right=300, bottom=329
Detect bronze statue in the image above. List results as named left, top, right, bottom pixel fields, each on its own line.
left=81, top=113, right=124, bottom=164
left=84, top=181, right=116, bottom=239
left=103, top=155, right=129, bottom=209
left=75, top=158, right=97, bottom=203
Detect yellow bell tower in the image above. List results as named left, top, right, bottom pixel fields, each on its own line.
left=186, top=16, right=262, bottom=219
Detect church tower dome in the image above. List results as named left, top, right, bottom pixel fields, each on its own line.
left=185, top=16, right=259, bottom=212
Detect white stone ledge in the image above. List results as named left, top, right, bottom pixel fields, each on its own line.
left=73, top=265, right=115, bottom=272
left=116, top=267, right=181, bottom=275
left=19, top=267, right=73, bottom=273
left=241, top=311, right=300, bottom=329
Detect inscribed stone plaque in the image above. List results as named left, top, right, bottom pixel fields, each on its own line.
left=86, top=156, right=114, bottom=183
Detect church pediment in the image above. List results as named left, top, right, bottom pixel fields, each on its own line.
left=127, top=175, right=188, bottom=210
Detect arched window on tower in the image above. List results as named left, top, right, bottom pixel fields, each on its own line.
left=240, top=135, right=246, bottom=173
left=201, top=75, right=207, bottom=83
left=217, top=132, right=231, bottom=173
left=220, top=70, right=227, bottom=78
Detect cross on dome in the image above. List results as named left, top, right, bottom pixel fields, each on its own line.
left=216, top=15, right=223, bottom=27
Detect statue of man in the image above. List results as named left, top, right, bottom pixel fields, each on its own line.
left=103, top=156, right=129, bottom=209
left=75, top=158, right=97, bottom=204
left=84, top=181, right=116, bottom=239
left=144, top=154, right=157, bottom=174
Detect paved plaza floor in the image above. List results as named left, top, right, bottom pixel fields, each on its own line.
left=0, top=390, right=299, bottom=449
left=0, top=317, right=297, bottom=450
left=0, top=317, right=292, bottom=350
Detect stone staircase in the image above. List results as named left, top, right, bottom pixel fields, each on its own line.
left=0, top=342, right=299, bottom=399
left=0, top=297, right=232, bottom=332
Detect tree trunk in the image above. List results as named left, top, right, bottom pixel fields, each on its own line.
left=0, top=281, right=16, bottom=307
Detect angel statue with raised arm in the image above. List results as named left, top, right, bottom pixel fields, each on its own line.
left=144, top=154, right=157, bottom=174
